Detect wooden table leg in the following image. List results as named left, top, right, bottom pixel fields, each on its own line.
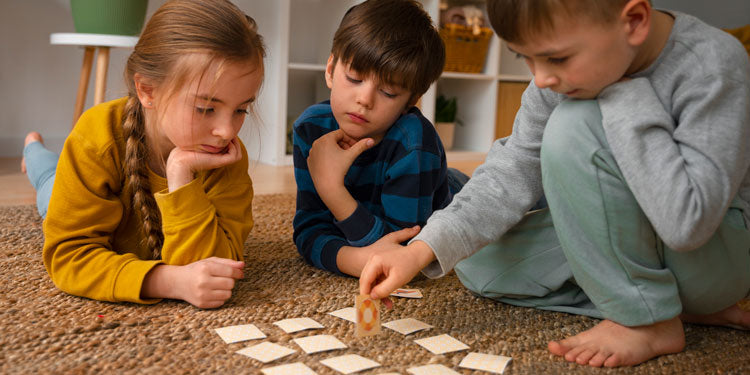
left=94, top=46, right=110, bottom=105
left=73, top=46, right=95, bottom=128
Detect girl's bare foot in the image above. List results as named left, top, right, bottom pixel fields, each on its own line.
left=681, top=302, right=750, bottom=330
left=21, top=132, right=43, bottom=173
left=548, top=317, right=685, bottom=368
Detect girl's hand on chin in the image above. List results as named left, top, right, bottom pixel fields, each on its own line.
left=165, top=138, right=242, bottom=191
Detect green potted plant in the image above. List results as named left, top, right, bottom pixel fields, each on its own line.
left=70, top=0, right=149, bottom=36
left=435, top=95, right=460, bottom=150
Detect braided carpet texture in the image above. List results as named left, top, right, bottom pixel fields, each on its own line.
left=1, top=194, right=749, bottom=374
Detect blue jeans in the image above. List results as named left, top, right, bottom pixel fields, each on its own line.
left=23, top=141, right=58, bottom=218
left=447, top=167, right=470, bottom=195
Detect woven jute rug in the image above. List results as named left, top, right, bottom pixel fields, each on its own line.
left=1, top=194, right=748, bottom=374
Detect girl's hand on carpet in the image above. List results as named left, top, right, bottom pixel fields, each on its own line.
left=176, top=257, right=245, bottom=309
left=359, top=227, right=435, bottom=301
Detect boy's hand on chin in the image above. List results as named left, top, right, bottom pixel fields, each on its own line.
left=307, top=129, right=374, bottom=191
left=165, top=138, right=242, bottom=191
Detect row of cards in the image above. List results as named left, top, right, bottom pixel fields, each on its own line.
left=211, top=287, right=511, bottom=374
left=259, top=353, right=511, bottom=375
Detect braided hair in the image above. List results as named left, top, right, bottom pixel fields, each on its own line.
left=122, top=0, right=265, bottom=259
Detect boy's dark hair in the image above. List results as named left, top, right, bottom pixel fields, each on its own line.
left=488, top=0, right=641, bottom=44
left=331, top=0, right=444, bottom=100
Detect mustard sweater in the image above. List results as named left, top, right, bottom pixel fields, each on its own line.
left=43, top=97, right=254, bottom=304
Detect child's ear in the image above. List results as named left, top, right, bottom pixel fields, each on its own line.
left=620, top=0, right=651, bottom=47
left=134, top=73, right=156, bottom=109
left=325, top=54, right=335, bottom=89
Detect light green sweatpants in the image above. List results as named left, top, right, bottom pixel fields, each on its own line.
left=455, top=100, right=750, bottom=326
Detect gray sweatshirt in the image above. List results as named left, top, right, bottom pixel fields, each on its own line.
left=416, top=11, right=750, bottom=278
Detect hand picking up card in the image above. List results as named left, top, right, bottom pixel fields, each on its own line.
left=390, top=288, right=423, bottom=299
left=355, top=294, right=381, bottom=337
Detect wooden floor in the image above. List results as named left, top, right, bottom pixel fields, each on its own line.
left=0, top=155, right=482, bottom=207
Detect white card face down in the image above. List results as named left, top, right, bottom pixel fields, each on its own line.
left=328, top=307, right=357, bottom=323
left=320, top=354, right=381, bottom=374
left=382, top=318, right=432, bottom=335
left=407, top=364, right=461, bottom=375
left=235, top=342, right=295, bottom=363
left=261, top=362, right=318, bottom=375
left=273, top=317, right=324, bottom=333
left=459, top=352, right=513, bottom=374
left=414, top=334, right=469, bottom=355
left=213, top=324, right=266, bottom=344
left=293, top=334, right=348, bottom=354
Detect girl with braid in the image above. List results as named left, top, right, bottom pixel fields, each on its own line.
left=20, top=0, right=265, bottom=308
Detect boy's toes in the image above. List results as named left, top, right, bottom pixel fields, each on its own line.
left=587, top=350, right=610, bottom=367
left=575, top=349, right=596, bottom=365
left=563, top=345, right=587, bottom=362
left=547, top=336, right=580, bottom=356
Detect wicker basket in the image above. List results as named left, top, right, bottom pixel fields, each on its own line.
left=440, top=23, right=493, bottom=73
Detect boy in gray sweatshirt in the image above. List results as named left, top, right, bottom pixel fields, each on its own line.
left=359, top=0, right=750, bottom=368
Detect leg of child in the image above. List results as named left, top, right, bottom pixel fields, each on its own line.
left=22, top=132, right=58, bottom=218
left=668, top=196, right=750, bottom=329
left=454, top=207, right=601, bottom=318
left=540, top=100, right=750, bottom=367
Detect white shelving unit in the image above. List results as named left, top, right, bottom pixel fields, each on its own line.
left=236, top=0, right=531, bottom=166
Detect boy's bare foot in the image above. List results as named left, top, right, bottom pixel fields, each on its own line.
left=548, top=317, right=685, bottom=368
left=681, top=303, right=750, bottom=330
left=21, top=132, right=43, bottom=173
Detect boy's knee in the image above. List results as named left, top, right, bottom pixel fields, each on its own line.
left=541, top=100, right=603, bottom=167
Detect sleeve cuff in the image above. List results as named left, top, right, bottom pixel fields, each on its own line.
left=154, top=178, right=213, bottom=226
left=334, top=202, right=377, bottom=245
left=112, top=259, right=163, bottom=304
left=320, top=238, right=348, bottom=275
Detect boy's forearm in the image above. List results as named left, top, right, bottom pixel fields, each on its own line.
left=336, top=245, right=368, bottom=277
left=317, top=182, right=358, bottom=221
left=409, top=240, right=437, bottom=269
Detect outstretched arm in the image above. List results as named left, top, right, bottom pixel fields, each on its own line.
left=359, top=237, right=436, bottom=299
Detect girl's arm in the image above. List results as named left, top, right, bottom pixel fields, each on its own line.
left=43, top=102, right=163, bottom=304
left=156, top=139, right=254, bottom=265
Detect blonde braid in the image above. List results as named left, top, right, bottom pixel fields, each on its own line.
left=122, top=96, right=164, bottom=259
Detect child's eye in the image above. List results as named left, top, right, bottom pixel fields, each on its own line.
left=196, top=107, right=214, bottom=114
left=515, top=53, right=526, bottom=60
left=346, top=75, right=362, bottom=84
left=380, top=89, right=397, bottom=99
left=548, top=57, right=568, bottom=65
left=236, top=108, right=250, bottom=115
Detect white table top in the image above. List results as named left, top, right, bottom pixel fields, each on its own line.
left=50, top=33, right=139, bottom=48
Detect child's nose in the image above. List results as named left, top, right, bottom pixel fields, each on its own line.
left=212, top=116, right=237, bottom=140
left=356, top=84, right=376, bottom=109
left=534, top=67, right=559, bottom=90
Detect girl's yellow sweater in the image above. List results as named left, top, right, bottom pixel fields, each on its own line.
left=43, top=97, right=254, bottom=304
